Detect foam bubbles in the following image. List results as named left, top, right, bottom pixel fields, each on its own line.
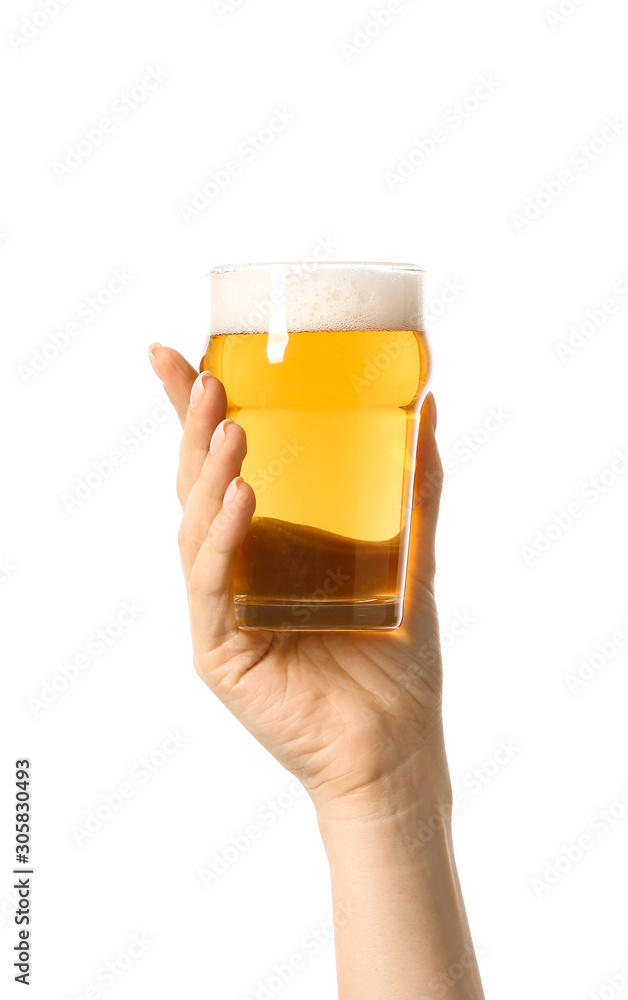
left=210, top=263, right=423, bottom=334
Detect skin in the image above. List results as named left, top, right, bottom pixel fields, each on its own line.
left=149, top=343, right=485, bottom=999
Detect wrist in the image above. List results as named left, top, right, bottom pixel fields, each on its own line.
left=315, top=766, right=454, bottom=869
left=313, top=735, right=453, bottom=823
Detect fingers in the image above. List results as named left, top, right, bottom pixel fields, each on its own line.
left=176, top=372, right=228, bottom=508
left=403, top=392, right=443, bottom=606
left=179, top=417, right=249, bottom=580
left=148, top=343, right=199, bottom=426
left=150, top=341, right=258, bottom=659
left=148, top=344, right=234, bottom=509
left=187, top=477, right=256, bottom=649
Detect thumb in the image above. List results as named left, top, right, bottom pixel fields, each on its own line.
left=403, top=392, right=443, bottom=606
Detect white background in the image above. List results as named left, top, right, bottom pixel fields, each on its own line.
left=1, top=0, right=628, bottom=997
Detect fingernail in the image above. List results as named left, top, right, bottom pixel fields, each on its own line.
left=189, top=371, right=213, bottom=410
left=424, top=391, right=437, bottom=431
left=210, top=418, right=235, bottom=455
left=148, top=342, right=162, bottom=378
left=223, top=476, right=243, bottom=507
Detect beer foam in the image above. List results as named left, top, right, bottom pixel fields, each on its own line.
left=210, top=263, right=423, bottom=335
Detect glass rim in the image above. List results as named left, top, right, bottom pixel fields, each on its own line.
left=208, top=260, right=424, bottom=275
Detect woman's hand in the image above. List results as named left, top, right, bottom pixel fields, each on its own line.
left=150, top=343, right=486, bottom=999
left=149, top=343, right=449, bottom=821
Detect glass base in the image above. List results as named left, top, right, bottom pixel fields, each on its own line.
left=234, top=598, right=403, bottom=631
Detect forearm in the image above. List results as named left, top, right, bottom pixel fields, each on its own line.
left=316, top=779, right=485, bottom=1000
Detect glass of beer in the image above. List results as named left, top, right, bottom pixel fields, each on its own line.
left=200, top=262, right=430, bottom=630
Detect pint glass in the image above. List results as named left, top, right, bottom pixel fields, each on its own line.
left=200, top=262, right=430, bottom=630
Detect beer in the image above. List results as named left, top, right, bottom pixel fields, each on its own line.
left=203, top=264, right=429, bottom=629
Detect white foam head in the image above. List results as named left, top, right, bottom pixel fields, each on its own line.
left=209, top=262, right=424, bottom=335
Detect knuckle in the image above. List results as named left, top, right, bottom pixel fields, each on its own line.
left=413, top=469, right=444, bottom=508
left=209, top=508, right=228, bottom=537
left=175, top=474, right=187, bottom=508
left=191, top=655, right=206, bottom=682
left=187, top=574, right=204, bottom=599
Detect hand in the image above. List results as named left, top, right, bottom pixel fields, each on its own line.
left=149, top=344, right=448, bottom=820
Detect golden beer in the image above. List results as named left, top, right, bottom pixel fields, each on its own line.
left=203, top=264, right=429, bottom=629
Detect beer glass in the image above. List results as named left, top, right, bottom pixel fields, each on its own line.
left=200, top=262, right=430, bottom=630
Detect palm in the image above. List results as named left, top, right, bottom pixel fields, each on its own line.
left=192, top=582, right=442, bottom=806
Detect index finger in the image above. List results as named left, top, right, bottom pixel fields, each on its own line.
left=148, top=343, right=199, bottom=427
